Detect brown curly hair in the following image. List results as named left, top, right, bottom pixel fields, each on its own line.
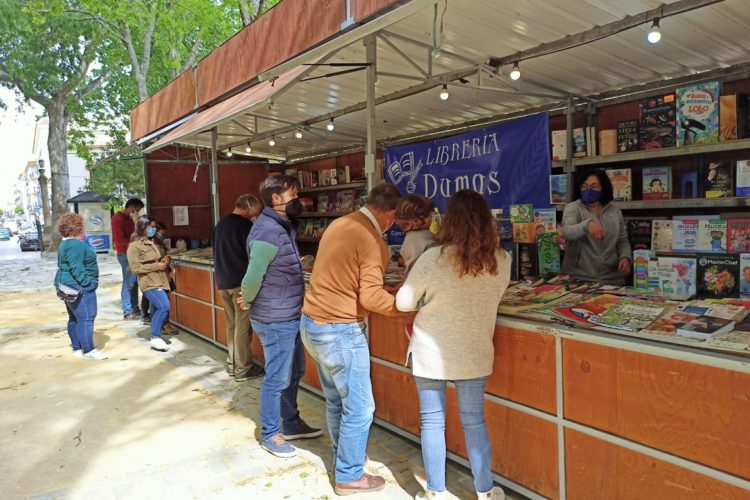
left=57, top=213, right=85, bottom=238
left=395, top=195, right=433, bottom=231
left=436, top=190, right=500, bottom=277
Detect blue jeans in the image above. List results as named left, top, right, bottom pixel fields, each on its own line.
left=250, top=319, right=304, bottom=441
left=65, top=282, right=98, bottom=354
left=300, top=314, right=374, bottom=484
left=117, top=253, right=140, bottom=315
left=143, top=289, right=170, bottom=338
left=414, top=376, right=493, bottom=493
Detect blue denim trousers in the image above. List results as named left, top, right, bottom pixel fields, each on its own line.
left=300, top=314, right=375, bottom=484
left=250, top=319, right=304, bottom=441
left=65, top=282, right=98, bottom=354
left=143, top=288, right=170, bottom=338
left=117, top=253, right=140, bottom=315
left=414, top=376, right=493, bottom=494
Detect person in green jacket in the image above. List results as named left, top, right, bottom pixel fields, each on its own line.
left=54, top=213, right=107, bottom=360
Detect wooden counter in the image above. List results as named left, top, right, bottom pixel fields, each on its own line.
left=172, top=259, right=750, bottom=499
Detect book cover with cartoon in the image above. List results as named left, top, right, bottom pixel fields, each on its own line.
left=676, top=81, right=720, bottom=146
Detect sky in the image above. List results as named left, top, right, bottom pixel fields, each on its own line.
left=0, top=87, right=43, bottom=210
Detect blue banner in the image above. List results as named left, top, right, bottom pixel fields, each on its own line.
left=384, top=112, right=551, bottom=214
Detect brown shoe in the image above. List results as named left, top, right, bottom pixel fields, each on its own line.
left=234, top=364, right=265, bottom=382
left=334, top=473, right=386, bottom=496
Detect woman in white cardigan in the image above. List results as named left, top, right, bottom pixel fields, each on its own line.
left=396, top=190, right=511, bottom=500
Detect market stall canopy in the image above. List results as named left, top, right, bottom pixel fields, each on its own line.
left=136, top=0, right=750, bottom=162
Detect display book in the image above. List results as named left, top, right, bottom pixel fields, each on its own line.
left=286, top=165, right=353, bottom=189
left=508, top=204, right=560, bottom=277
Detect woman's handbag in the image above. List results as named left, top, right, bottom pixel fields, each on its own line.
left=56, top=283, right=82, bottom=303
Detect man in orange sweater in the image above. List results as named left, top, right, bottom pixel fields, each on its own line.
left=301, top=183, right=402, bottom=496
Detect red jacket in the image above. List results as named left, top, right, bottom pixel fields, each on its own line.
left=112, top=211, right=134, bottom=254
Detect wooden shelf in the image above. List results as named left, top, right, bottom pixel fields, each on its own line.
left=298, top=212, right=352, bottom=218
left=614, top=197, right=750, bottom=210
left=297, top=236, right=321, bottom=243
left=299, top=181, right=366, bottom=194
left=572, top=138, right=750, bottom=167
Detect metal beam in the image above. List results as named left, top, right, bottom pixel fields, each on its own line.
left=210, top=128, right=220, bottom=225
left=380, top=29, right=478, bottom=67
left=365, top=34, right=377, bottom=190
left=376, top=32, right=429, bottom=78
left=231, top=119, right=254, bottom=135
left=490, top=0, right=725, bottom=67
left=445, top=81, right=564, bottom=100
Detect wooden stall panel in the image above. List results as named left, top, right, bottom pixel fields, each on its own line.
left=371, top=363, right=421, bottom=436
left=214, top=284, right=223, bottom=309
left=176, top=296, right=213, bottom=340
left=301, top=350, right=322, bottom=390
left=352, top=0, right=401, bottom=21
left=487, top=325, right=557, bottom=414
left=214, top=309, right=228, bottom=347
left=444, top=388, right=559, bottom=499
left=168, top=293, right=177, bottom=322
left=563, top=339, right=750, bottom=480
left=369, top=311, right=414, bottom=365
left=130, top=70, right=195, bottom=141
left=217, top=163, right=269, bottom=217
left=173, top=265, right=212, bottom=303
left=566, top=429, right=750, bottom=500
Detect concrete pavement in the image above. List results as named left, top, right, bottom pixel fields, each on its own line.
left=0, top=244, right=519, bottom=500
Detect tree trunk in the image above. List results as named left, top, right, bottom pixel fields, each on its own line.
left=46, top=97, right=71, bottom=251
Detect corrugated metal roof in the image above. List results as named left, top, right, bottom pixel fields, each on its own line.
left=153, top=0, right=750, bottom=160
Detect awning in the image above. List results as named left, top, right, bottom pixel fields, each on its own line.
left=143, top=63, right=311, bottom=154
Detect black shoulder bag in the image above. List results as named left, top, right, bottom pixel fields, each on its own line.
left=56, top=250, right=83, bottom=304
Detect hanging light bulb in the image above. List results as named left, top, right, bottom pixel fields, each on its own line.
left=294, top=129, right=303, bottom=139
left=326, top=118, right=335, bottom=132
left=510, top=62, right=521, bottom=81
left=647, top=18, right=661, bottom=44
left=269, top=137, right=276, bottom=147
left=439, top=84, right=450, bottom=101
left=226, top=147, right=233, bottom=157
left=245, top=143, right=252, bottom=153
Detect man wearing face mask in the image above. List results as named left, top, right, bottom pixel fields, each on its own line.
left=561, top=169, right=632, bottom=285
left=112, top=198, right=144, bottom=320
left=239, top=175, right=322, bottom=459
left=300, top=183, right=402, bottom=496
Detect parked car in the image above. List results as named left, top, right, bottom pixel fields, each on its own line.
left=0, top=227, right=11, bottom=240
left=19, top=234, right=41, bottom=251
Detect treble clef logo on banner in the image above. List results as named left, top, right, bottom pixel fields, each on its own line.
left=386, top=151, right=423, bottom=194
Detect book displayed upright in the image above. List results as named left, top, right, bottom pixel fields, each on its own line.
left=626, top=219, right=652, bottom=251
left=572, top=128, right=587, bottom=157
left=517, top=243, right=539, bottom=279
left=509, top=204, right=533, bottom=223
left=736, top=159, right=750, bottom=196
left=633, top=249, right=655, bottom=289
left=676, top=81, right=720, bottom=146
left=727, top=219, right=750, bottom=253
left=642, top=166, right=672, bottom=200
left=513, top=223, right=536, bottom=244
left=616, top=120, right=640, bottom=153
left=719, top=93, right=749, bottom=141
left=696, top=253, right=740, bottom=299
left=697, top=219, right=728, bottom=253
left=648, top=256, right=697, bottom=300
left=701, top=161, right=733, bottom=198
left=537, top=233, right=561, bottom=274
left=533, top=208, right=557, bottom=233
left=651, top=220, right=673, bottom=252
left=549, top=175, right=568, bottom=204
left=639, top=94, right=677, bottom=150
left=741, top=253, right=750, bottom=299
left=606, top=168, right=632, bottom=201
left=671, top=217, right=703, bottom=252
left=551, top=130, right=567, bottom=161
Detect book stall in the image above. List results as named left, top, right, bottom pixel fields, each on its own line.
left=125, top=1, right=750, bottom=498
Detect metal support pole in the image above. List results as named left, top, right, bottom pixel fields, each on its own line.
left=564, top=97, right=575, bottom=202
left=210, top=128, right=220, bottom=226
left=364, top=35, right=377, bottom=191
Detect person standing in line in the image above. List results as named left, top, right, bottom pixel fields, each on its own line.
left=54, top=213, right=108, bottom=360
left=239, top=176, right=322, bottom=458
left=214, top=194, right=265, bottom=381
left=127, top=216, right=172, bottom=352
left=396, top=190, right=511, bottom=500
left=300, top=183, right=403, bottom=496
left=112, top=198, right=144, bottom=319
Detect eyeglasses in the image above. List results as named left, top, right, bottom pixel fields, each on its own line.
left=581, top=183, right=602, bottom=190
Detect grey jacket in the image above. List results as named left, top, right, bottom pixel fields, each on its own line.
left=561, top=200, right=631, bottom=285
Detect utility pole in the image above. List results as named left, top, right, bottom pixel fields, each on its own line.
left=37, top=159, right=51, bottom=251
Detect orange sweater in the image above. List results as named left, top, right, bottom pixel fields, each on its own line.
left=303, top=211, right=397, bottom=323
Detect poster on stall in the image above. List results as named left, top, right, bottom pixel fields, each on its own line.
left=172, top=205, right=189, bottom=226
left=384, top=112, right=551, bottom=214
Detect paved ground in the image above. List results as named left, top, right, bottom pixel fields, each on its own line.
left=0, top=242, right=522, bottom=500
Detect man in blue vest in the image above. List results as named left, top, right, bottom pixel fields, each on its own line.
left=240, top=175, right=322, bottom=458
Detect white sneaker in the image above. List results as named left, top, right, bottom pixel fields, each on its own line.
left=82, top=349, right=108, bottom=360
left=72, top=349, right=83, bottom=358
left=477, top=486, right=505, bottom=500
left=150, top=337, right=169, bottom=351
left=415, top=490, right=449, bottom=499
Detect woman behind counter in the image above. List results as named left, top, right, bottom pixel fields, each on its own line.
left=54, top=213, right=108, bottom=360
left=127, top=216, right=172, bottom=352
left=396, top=190, right=511, bottom=500
left=561, top=169, right=631, bottom=285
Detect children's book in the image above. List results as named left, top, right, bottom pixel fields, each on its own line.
left=642, top=166, right=672, bottom=200
left=606, top=168, right=632, bottom=201
left=742, top=254, right=750, bottom=300
left=736, top=159, right=750, bottom=197
left=697, top=219, right=727, bottom=253
left=633, top=249, right=655, bottom=290
left=671, top=217, right=702, bottom=252
left=697, top=254, right=740, bottom=299
left=537, top=233, right=561, bottom=274
left=616, top=120, right=640, bottom=153
left=641, top=308, right=700, bottom=337
left=513, top=223, right=536, bottom=244
left=676, top=81, right=720, bottom=146
left=551, top=130, right=567, bottom=161
left=533, top=208, right=557, bottom=233
left=648, top=256, right=697, bottom=300
left=589, top=299, right=665, bottom=332
left=509, top=204, right=533, bottom=223
left=552, top=294, right=623, bottom=327
left=550, top=175, right=568, bottom=204
left=626, top=219, right=652, bottom=251
left=701, top=161, right=733, bottom=198
left=651, top=220, right=673, bottom=252
left=572, top=128, right=587, bottom=157
left=639, top=94, right=677, bottom=150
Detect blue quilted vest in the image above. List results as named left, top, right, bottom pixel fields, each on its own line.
left=247, top=207, right=305, bottom=323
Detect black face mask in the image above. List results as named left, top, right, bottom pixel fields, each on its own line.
left=277, top=198, right=303, bottom=220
